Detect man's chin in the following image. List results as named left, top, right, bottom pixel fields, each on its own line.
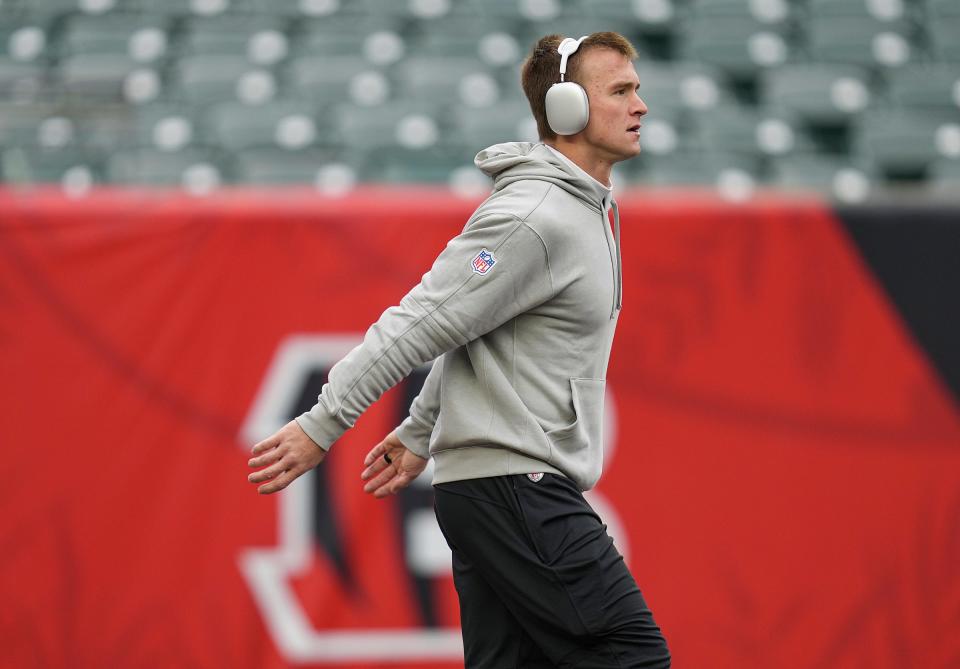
left=600, top=140, right=642, bottom=165
left=620, top=142, right=642, bottom=160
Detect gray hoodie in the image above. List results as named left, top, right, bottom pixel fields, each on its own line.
left=296, top=142, right=623, bottom=491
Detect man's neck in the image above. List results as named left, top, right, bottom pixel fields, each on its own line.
left=545, top=139, right=613, bottom=187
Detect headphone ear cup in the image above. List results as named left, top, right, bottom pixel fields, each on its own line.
left=545, top=82, right=589, bottom=136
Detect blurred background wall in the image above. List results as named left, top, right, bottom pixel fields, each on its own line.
left=1, top=1, right=959, bottom=668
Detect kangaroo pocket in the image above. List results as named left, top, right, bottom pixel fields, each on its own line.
left=545, top=378, right=605, bottom=456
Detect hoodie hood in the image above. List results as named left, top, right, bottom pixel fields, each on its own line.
left=475, top=141, right=623, bottom=318
left=475, top=142, right=611, bottom=214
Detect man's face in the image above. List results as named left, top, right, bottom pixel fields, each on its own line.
left=577, top=48, right=648, bottom=163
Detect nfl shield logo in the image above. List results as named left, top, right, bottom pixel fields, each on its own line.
left=471, top=249, right=496, bottom=275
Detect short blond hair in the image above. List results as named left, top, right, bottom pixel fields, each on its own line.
left=521, top=32, right=639, bottom=141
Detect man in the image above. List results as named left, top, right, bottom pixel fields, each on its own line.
left=248, top=32, right=670, bottom=668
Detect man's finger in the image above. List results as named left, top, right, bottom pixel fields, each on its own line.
left=252, top=433, right=281, bottom=455
left=371, top=475, right=396, bottom=498
left=248, top=460, right=287, bottom=484
left=385, top=471, right=417, bottom=496
left=362, top=466, right=396, bottom=495
left=360, top=455, right=391, bottom=481
left=395, top=470, right=415, bottom=491
left=248, top=448, right=283, bottom=469
left=363, top=441, right=386, bottom=466
left=373, top=479, right=400, bottom=498
left=258, top=470, right=293, bottom=495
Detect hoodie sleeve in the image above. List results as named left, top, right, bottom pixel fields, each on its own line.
left=393, top=357, right=441, bottom=459
left=295, top=213, right=554, bottom=451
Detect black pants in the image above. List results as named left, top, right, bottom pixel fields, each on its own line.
left=434, top=474, right=670, bottom=668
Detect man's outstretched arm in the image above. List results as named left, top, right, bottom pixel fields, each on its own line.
left=247, top=214, right=555, bottom=494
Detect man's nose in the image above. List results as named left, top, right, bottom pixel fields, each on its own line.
left=633, top=93, right=648, bottom=117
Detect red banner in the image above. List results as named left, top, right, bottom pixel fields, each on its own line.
left=1, top=188, right=958, bottom=668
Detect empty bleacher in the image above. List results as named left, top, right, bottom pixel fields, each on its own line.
left=0, top=0, right=956, bottom=201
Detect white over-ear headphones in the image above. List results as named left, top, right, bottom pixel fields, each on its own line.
left=545, top=35, right=590, bottom=136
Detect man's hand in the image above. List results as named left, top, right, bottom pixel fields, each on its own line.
left=248, top=420, right=326, bottom=494
left=361, top=430, right=428, bottom=498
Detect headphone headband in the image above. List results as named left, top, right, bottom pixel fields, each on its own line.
left=557, top=35, right=589, bottom=82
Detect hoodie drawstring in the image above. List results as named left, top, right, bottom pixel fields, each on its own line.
left=610, top=198, right=623, bottom=318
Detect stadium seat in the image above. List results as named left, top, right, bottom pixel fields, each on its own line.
left=132, top=104, right=208, bottom=151
left=285, top=55, right=386, bottom=106
left=297, top=18, right=410, bottom=68
left=106, top=146, right=226, bottom=187
left=293, top=29, right=367, bottom=58
left=0, top=145, right=101, bottom=185
left=279, top=0, right=417, bottom=19
left=928, top=157, right=960, bottom=195
left=57, top=54, right=141, bottom=100
left=569, top=0, right=648, bottom=20
left=19, top=0, right=86, bottom=21
left=610, top=156, right=645, bottom=188
left=395, top=56, right=496, bottom=106
left=636, top=151, right=762, bottom=190
left=759, top=64, right=874, bottom=124
left=677, top=17, right=792, bottom=77
left=635, top=115, right=689, bottom=157
left=0, top=58, right=46, bottom=100
left=807, top=0, right=914, bottom=21
left=178, top=15, right=289, bottom=59
left=15, top=110, right=130, bottom=157
left=247, top=0, right=344, bottom=17
left=885, top=64, right=960, bottom=111
left=356, top=0, right=425, bottom=18
left=296, top=10, right=404, bottom=33
left=768, top=153, right=877, bottom=202
left=203, top=100, right=321, bottom=151
left=519, top=16, right=636, bottom=48
left=805, top=16, right=916, bottom=67
left=407, top=18, right=524, bottom=63
left=234, top=146, right=357, bottom=184
left=851, top=109, right=960, bottom=176
left=327, top=101, right=447, bottom=150
left=635, top=61, right=732, bottom=120
left=57, top=14, right=169, bottom=61
left=127, top=0, right=256, bottom=18
left=0, top=102, right=48, bottom=148
left=171, top=54, right=272, bottom=105
left=452, top=99, right=538, bottom=150
left=73, top=109, right=137, bottom=151
left=929, top=0, right=960, bottom=15
left=685, top=0, right=791, bottom=23
left=1, top=19, right=51, bottom=63
left=581, top=0, right=678, bottom=35
left=691, top=105, right=813, bottom=158
left=927, top=16, right=960, bottom=62
left=477, top=0, right=536, bottom=19
left=407, top=15, right=516, bottom=43
left=371, top=145, right=476, bottom=183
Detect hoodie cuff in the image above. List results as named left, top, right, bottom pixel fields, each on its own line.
left=394, top=416, right=432, bottom=460
left=294, top=406, right=347, bottom=451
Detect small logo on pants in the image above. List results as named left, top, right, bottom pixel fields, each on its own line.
left=526, top=473, right=544, bottom=483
